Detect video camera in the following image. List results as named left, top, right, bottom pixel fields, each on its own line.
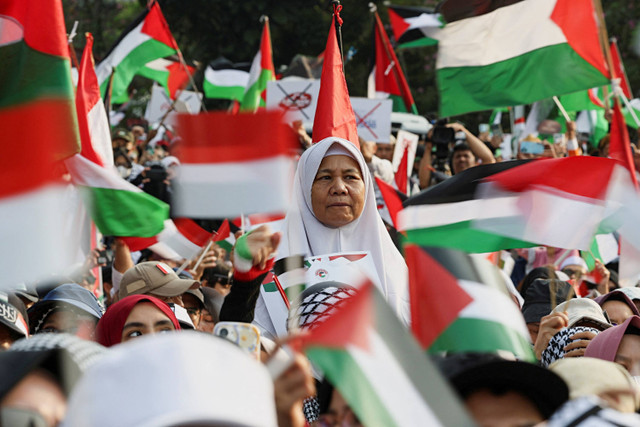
left=430, top=119, right=455, bottom=172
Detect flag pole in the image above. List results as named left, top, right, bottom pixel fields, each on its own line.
left=67, top=21, right=81, bottom=72
left=592, top=0, right=617, bottom=111
left=552, top=96, right=571, bottom=123
left=370, top=5, right=414, bottom=115
left=331, top=1, right=345, bottom=69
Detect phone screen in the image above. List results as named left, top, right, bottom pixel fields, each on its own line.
left=520, top=141, right=545, bottom=154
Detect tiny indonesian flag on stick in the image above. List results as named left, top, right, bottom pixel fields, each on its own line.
left=173, top=111, right=298, bottom=218
left=291, top=281, right=475, bottom=427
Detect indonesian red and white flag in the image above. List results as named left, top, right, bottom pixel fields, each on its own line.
left=173, top=111, right=298, bottom=218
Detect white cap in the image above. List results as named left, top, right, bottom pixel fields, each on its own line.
left=62, top=332, right=277, bottom=427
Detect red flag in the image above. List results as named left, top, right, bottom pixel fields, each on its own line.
left=394, top=146, right=409, bottom=194
left=312, top=10, right=359, bottom=148
left=610, top=39, right=632, bottom=100
left=166, top=61, right=195, bottom=99
left=610, top=102, right=638, bottom=188
left=370, top=12, right=418, bottom=114
left=374, top=177, right=404, bottom=229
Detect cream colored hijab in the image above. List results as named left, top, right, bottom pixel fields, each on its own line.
left=278, top=137, right=408, bottom=321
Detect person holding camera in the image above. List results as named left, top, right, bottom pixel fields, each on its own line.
left=418, top=121, right=496, bottom=189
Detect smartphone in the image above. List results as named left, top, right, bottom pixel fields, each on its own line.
left=214, top=321, right=261, bottom=360
left=479, top=123, right=490, bottom=133
left=520, top=141, right=545, bottom=154
left=97, top=250, right=108, bottom=265
left=491, top=123, right=503, bottom=137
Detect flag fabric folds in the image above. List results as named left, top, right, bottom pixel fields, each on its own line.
left=400, top=157, right=636, bottom=253
left=0, top=0, right=80, bottom=286
left=137, top=55, right=195, bottom=99
left=204, top=57, right=250, bottom=101
left=292, top=281, right=475, bottom=427
left=405, top=245, right=535, bottom=361
left=368, top=11, right=418, bottom=114
left=65, top=34, right=169, bottom=238
left=387, top=5, right=442, bottom=48
left=173, top=111, right=298, bottom=218
left=312, top=11, right=360, bottom=148
left=240, top=18, right=275, bottom=111
left=436, top=0, right=610, bottom=117
left=95, top=2, right=178, bottom=104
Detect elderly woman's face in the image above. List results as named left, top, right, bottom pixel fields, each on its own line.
left=311, top=155, right=365, bottom=228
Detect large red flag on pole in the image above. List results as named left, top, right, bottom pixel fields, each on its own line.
left=312, top=5, right=359, bottom=148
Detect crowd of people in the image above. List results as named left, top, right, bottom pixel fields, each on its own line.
left=3, top=106, right=640, bottom=427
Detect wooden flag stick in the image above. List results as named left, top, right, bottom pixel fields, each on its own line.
left=552, top=96, right=571, bottom=123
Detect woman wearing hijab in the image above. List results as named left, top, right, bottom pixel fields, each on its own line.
left=226, top=137, right=408, bottom=338
left=585, top=315, right=640, bottom=378
left=257, top=137, right=408, bottom=331
left=595, top=290, right=640, bottom=326
left=95, top=295, right=180, bottom=347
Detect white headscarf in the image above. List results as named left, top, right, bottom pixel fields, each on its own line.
left=279, top=137, right=409, bottom=321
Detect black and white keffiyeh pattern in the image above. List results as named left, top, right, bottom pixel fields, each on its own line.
left=541, top=326, right=600, bottom=368
left=9, top=333, right=106, bottom=372
left=287, top=285, right=357, bottom=332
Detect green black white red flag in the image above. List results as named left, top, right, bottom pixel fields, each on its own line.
left=95, top=2, right=179, bottom=104
left=291, top=281, right=475, bottom=427
left=435, top=0, right=610, bottom=117
left=387, top=4, right=443, bottom=48
left=405, top=245, right=535, bottom=361
left=137, top=55, right=195, bottom=100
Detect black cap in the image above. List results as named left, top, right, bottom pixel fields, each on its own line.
left=437, top=353, right=569, bottom=419
left=521, top=279, right=571, bottom=324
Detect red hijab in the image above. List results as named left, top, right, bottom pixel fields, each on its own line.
left=96, top=295, right=180, bottom=347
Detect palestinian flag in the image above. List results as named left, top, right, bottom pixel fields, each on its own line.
left=581, top=233, right=619, bottom=271
left=65, top=35, right=169, bottom=238
left=173, top=111, right=297, bottom=218
left=367, top=11, right=418, bottom=114
left=405, top=245, right=535, bottom=361
left=291, top=281, right=475, bottom=427
left=203, top=57, right=250, bottom=101
left=137, top=55, right=195, bottom=99
left=95, top=2, right=178, bottom=104
left=240, top=18, right=275, bottom=111
left=400, top=157, right=633, bottom=253
left=0, top=0, right=80, bottom=286
left=436, top=0, right=610, bottom=117
left=387, top=4, right=443, bottom=48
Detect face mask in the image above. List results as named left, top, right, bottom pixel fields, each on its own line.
left=117, top=165, right=130, bottom=179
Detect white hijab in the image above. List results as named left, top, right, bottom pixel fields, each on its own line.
left=279, top=137, right=409, bottom=321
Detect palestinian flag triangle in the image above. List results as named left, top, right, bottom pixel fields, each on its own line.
left=387, top=4, right=443, bottom=48
left=96, top=2, right=178, bottom=104
left=436, top=0, right=610, bottom=117
left=400, top=157, right=636, bottom=253
left=137, top=55, right=195, bottom=99
left=240, top=18, right=275, bottom=111
left=405, top=245, right=535, bottom=361
left=292, top=281, right=475, bottom=427
left=0, top=0, right=80, bottom=286
left=374, top=176, right=405, bottom=229
left=65, top=35, right=169, bottom=238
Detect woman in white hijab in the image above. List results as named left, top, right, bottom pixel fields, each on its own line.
left=279, top=136, right=408, bottom=319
